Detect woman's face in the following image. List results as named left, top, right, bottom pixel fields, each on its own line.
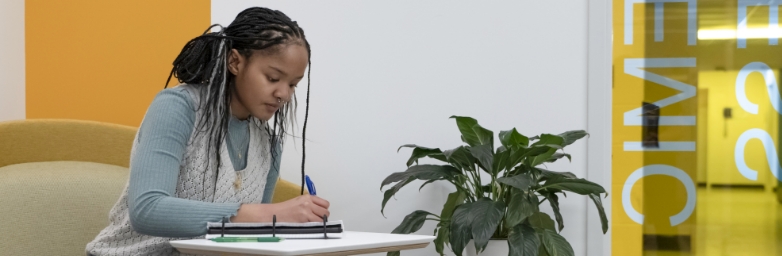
left=228, top=44, right=309, bottom=121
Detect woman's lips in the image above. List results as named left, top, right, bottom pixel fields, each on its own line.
left=265, top=103, right=279, bottom=112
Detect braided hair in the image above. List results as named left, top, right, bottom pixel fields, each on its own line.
left=165, top=7, right=312, bottom=197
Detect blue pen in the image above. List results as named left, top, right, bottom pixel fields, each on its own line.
left=305, top=175, right=317, bottom=195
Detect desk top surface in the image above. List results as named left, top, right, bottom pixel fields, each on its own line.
left=169, top=231, right=435, bottom=256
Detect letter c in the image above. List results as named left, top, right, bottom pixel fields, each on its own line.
left=622, top=164, right=696, bottom=226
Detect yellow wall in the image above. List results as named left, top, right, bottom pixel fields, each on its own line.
left=613, top=1, right=698, bottom=254
left=612, top=2, right=646, bottom=254
left=697, top=71, right=779, bottom=188
left=25, top=0, right=210, bottom=127
left=696, top=88, right=708, bottom=184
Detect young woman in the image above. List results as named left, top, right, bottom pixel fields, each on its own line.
left=86, top=7, right=329, bottom=255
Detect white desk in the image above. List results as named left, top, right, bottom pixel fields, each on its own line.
left=170, top=231, right=435, bottom=256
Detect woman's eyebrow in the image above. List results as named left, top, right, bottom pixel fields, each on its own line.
left=268, top=66, right=287, bottom=76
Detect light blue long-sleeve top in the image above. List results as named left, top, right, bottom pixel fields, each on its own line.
left=126, top=85, right=281, bottom=237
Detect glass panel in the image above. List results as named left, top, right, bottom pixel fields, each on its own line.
left=612, top=1, right=782, bottom=255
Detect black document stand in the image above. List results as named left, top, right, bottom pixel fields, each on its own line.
left=219, top=214, right=331, bottom=239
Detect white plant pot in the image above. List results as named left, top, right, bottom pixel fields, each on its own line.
left=465, top=239, right=509, bottom=256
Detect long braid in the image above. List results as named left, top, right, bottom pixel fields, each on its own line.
left=165, top=7, right=312, bottom=199
left=300, top=37, right=312, bottom=195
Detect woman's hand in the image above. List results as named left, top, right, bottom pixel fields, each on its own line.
left=273, top=195, right=330, bottom=222
left=230, top=195, right=330, bottom=223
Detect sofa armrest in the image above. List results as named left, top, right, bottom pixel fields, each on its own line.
left=271, top=179, right=302, bottom=203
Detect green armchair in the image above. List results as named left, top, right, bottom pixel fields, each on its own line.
left=0, top=119, right=300, bottom=255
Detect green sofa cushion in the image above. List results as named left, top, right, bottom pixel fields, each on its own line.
left=0, top=161, right=128, bottom=256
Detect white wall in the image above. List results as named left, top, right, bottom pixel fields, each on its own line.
left=0, top=0, right=25, bottom=122
left=214, top=1, right=590, bottom=255
left=586, top=0, right=613, bottom=255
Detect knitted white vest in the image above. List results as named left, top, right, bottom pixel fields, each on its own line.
left=86, top=85, right=272, bottom=256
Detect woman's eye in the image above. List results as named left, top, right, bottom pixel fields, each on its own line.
left=268, top=77, right=280, bottom=83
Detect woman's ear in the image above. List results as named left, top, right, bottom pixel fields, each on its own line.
left=227, top=49, right=243, bottom=75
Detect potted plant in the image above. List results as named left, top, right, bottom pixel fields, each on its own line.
left=381, top=116, right=608, bottom=256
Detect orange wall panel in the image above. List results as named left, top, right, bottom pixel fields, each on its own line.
left=26, top=0, right=210, bottom=127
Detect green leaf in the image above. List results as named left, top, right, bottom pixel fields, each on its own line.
left=398, top=144, right=447, bottom=167
left=518, top=145, right=557, bottom=168
left=540, top=176, right=606, bottom=195
left=435, top=222, right=450, bottom=255
left=419, top=180, right=438, bottom=191
left=545, top=153, right=572, bottom=163
left=391, top=210, right=437, bottom=234
left=531, top=134, right=564, bottom=147
left=505, top=146, right=528, bottom=171
left=527, top=212, right=555, bottom=232
left=497, top=173, right=534, bottom=191
left=381, top=165, right=464, bottom=216
left=449, top=199, right=506, bottom=256
left=539, top=229, right=574, bottom=256
left=507, top=144, right=554, bottom=171
left=520, top=146, right=552, bottom=158
left=450, top=116, right=481, bottom=147
left=530, top=147, right=559, bottom=167
left=471, top=123, right=494, bottom=148
left=449, top=202, right=475, bottom=256
left=381, top=165, right=462, bottom=190
left=543, top=192, right=564, bottom=232
left=589, top=194, right=609, bottom=234
left=506, top=189, right=539, bottom=228
left=386, top=251, right=400, bottom=256
left=538, top=243, right=551, bottom=256
left=558, top=130, right=588, bottom=147
left=538, top=168, right=577, bottom=180
left=499, top=128, right=529, bottom=148
left=469, top=200, right=506, bottom=253
left=441, top=191, right=467, bottom=221
left=508, top=224, right=540, bottom=256
left=492, top=147, right=511, bottom=176
left=443, top=146, right=477, bottom=171
left=381, top=177, right=415, bottom=216
left=469, top=144, right=494, bottom=173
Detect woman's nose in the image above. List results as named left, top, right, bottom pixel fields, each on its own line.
left=275, top=86, right=293, bottom=102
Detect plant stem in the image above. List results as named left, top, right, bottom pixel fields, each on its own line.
left=475, top=164, right=483, bottom=189
left=497, top=180, right=505, bottom=201
left=466, top=168, right=481, bottom=199
left=491, top=178, right=497, bottom=201
left=471, top=164, right=480, bottom=198
left=453, top=175, right=476, bottom=202
left=462, top=174, right=478, bottom=201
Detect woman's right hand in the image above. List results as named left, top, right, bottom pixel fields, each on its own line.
left=273, top=195, right=330, bottom=222
left=230, top=195, right=330, bottom=223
